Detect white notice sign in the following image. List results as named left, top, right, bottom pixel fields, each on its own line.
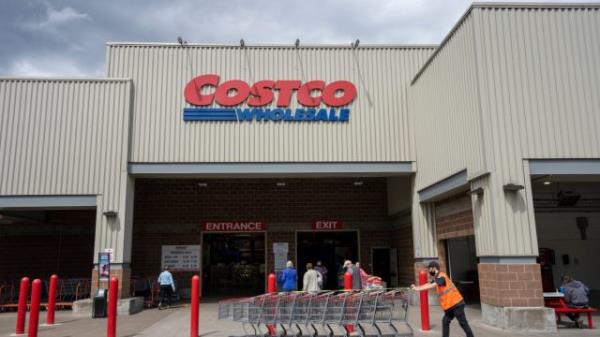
left=273, top=242, right=289, bottom=271
left=161, top=245, right=201, bottom=272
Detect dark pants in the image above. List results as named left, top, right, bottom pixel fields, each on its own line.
left=442, top=303, right=474, bottom=337
left=160, top=285, right=172, bottom=306
left=566, top=304, right=588, bottom=322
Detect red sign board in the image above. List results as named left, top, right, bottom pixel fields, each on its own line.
left=203, top=221, right=266, bottom=232
left=312, top=220, right=344, bottom=230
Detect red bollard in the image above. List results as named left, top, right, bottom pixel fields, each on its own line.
left=344, top=272, right=352, bottom=290
left=28, top=279, right=42, bottom=337
left=46, top=274, right=58, bottom=325
left=16, top=277, right=30, bottom=335
left=267, top=273, right=277, bottom=336
left=107, top=277, right=118, bottom=337
left=344, top=272, right=354, bottom=333
left=419, top=270, right=430, bottom=331
left=190, top=275, right=200, bottom=337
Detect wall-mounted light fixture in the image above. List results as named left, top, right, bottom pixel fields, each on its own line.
left=353, top=181, right=363, bottom=187
left=276, top=182, right=286, bottom=187
left=197, top=182, right=208, bottom=187
left=103, top=211, right=118, bottom=218
left=468, top=187, right=484, bottom=197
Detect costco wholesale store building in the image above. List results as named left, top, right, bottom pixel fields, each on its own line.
left=1, top=2, right=600, bottom=331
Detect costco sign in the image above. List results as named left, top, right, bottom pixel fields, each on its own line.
left=183, top=74, right=357, bottom=122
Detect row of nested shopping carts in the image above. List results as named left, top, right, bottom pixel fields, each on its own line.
left=219, top=289, right=412, bottom=337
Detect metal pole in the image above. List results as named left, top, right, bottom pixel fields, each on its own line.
left=267, top=273, right=277, bottom=336
left=46, top=275, right=58, bottom=325
left=107, top=277, right=118, bottom=337
left=27, top=279, right=42, bottom=337
left=419, top=270, right=430, bottom=331
left=344, top=272, right=354, bottom=333
left=16, top=277, right=30, bottom=334
left=190, top=275, right=200, bottom=337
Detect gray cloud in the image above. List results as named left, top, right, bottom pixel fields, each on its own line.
left=0, top=0, right=596, bottom=76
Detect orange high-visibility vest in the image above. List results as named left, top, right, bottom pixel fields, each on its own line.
left=435, top=272, right=464, bottom=310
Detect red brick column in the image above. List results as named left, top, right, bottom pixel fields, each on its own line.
left=478, top=263, right=543, bottom=307
left=91, top=265, right=131, bottom=299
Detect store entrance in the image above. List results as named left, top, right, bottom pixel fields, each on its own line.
left=202, top=233, right=265, bottom=297
left=297, top=231, right=359, bottom=290
left=445, top=235, right=479, bottom=303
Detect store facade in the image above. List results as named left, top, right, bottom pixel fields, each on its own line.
left=1, top=3, right=599, bottom=331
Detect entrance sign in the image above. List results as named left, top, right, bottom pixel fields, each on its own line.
left=183, top=74, right=356, bottom=122
left=312, top=220, right=344, bottom=230
left=203, top=221, right=266, bottom=232
left=161, top=245, right=201, bottom=271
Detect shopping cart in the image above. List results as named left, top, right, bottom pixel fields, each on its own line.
left=219, top=289, right=412, bottom=337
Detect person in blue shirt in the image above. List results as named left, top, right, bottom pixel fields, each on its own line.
left=279, top=261, right=297, bottom=292
left=158, top=267, right=175, bottom=309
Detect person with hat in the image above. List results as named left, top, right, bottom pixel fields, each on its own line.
left=411, top=261, right=474, bottom=337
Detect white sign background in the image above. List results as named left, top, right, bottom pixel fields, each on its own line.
left=161, top=245, right=201, bottom=272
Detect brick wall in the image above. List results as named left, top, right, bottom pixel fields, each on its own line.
left=478, top=263, right=544, bottom=307
left=134, top=178, right=389, bottom=226
left=131, top=178, right=415, bottom=290
left=360, top=230, right=393, bottom=274
left=435, top=195, right=474, bottom=240
left=392, top=223, right=415, bottom=286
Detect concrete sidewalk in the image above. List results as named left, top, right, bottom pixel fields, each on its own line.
left=1, top=303, right=598, bottom=337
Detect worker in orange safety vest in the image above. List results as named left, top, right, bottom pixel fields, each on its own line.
left=411, top=261, right=475, bottom=337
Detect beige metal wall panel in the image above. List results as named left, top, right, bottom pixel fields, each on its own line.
left=409, top=14, right=486, bottom=191
left=408, top=14, right=486, bottom=259
left=106, top=44, right=433, bottom=163
left=0, top=78, right=134, bottom=263
left=472, top=6, right=600, bottom=256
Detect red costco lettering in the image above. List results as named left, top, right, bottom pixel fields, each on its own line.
left=184, top=74, right=357, bottom=108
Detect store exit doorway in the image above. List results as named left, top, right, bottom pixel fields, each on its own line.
left=202, top=233, right=265, bottom=297
left=297, top=231, right=359, bottom=290
left=445, top=236, right=479, bottom=303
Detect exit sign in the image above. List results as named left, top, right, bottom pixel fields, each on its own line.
left=311, top=220, right=344, bottom=230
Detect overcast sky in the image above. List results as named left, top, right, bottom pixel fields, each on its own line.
left=0, top=0, right=596, bottom=77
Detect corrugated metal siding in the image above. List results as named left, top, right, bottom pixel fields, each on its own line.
left=107, top=45, right=433, bottom=163
left=0, top=79, right=133, bottom=262
left=473, top=6, right=600, bottom=256
left=409, top=14, right=486, bottom=191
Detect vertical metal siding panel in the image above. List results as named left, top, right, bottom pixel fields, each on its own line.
left=108, top=45, right=432, bottom=163
left=474, top=7, right=600, bottom=256
left=0, top=79, right=131, bottom=206
left=411, top=15, right=484, bottom=190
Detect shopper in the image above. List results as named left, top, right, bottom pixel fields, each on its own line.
left=314, top=260, right=328, bottom=288
left=157, top=267, right=176, bottom=309
left=279, top=261, right=298, bottom=292
left=303, top=263, right=322, bottom=292
left=356, top=262, right=369, bottom=288
left=411, top=261, right=474, bottom=337
left=343, top=260, right=362, bottom=290
left=562, top=275, right=590, bottom=328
